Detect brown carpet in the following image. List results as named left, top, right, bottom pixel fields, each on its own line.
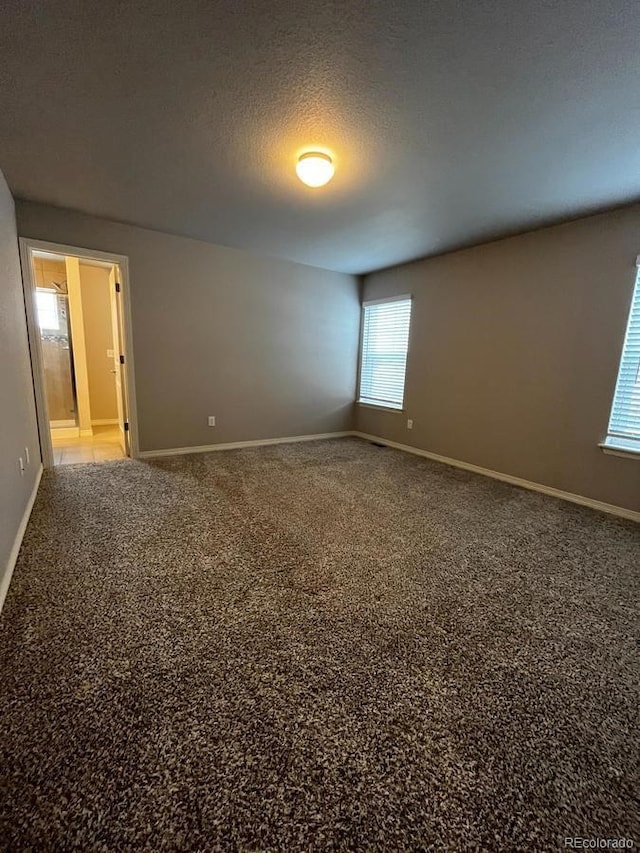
left=0, top=437, right=638, bottom=851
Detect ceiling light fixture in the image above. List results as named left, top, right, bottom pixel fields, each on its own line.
left=296, top=152, right=334, bottom=187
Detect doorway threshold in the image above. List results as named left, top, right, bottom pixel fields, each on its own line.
left=51, top=424, right=126, bottom=465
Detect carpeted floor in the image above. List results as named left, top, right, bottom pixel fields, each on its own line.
left=0, top=437, right=638, bottom=851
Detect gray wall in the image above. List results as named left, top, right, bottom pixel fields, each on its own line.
left=357, top=206, right=640, bottom=512
left=0, top=172, right=41, bottom=587
left=16, top=202, right=360, bottom=452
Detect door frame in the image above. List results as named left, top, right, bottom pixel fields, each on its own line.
left=19, top=237, right=140, bottom=467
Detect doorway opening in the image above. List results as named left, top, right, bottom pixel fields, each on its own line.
left=20, top=239, right=138, bottom=468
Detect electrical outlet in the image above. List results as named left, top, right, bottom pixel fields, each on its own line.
left=208, top=416, right=216, bottom=427
left=407, top=419, right=413, bottom=429
left=25, top=447, right=30, bottom=464
left=18, top=457, right=25, bottom=475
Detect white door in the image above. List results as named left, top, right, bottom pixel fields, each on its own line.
left=108, top=265, right=129, bottom=456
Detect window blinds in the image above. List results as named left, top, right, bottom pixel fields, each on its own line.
left=358, top=297, right=412, bottom=409
left=605, top=267, right=640, bottom=452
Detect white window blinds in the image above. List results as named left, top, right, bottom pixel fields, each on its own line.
left=605, top=266, right=640, bottom=453
left=358, top=296, right=412, bottom=410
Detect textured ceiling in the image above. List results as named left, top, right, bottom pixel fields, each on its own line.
left=1, top=0, right=639, bottom=274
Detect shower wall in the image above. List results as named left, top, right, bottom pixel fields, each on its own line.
left=34, top=258, right=77, bottom=425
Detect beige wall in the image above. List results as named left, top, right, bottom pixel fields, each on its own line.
left=0, top=170, right=40, bottom=589
left=357, top=206, right=640, bottom=512
left=79, top=263, right=118, bottom=422
left=16, top=201, right=360, bottom=452
left=33, top=257, right=65, bottom=286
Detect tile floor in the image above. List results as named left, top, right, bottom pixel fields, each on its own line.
left=51, top=425, right=126, bottom=465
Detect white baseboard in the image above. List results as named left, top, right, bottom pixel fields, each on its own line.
left=0, top=465, right=43, bottom=617
left=91, top=419, right=118, bottom=426
left=138, top=431, right=353, bottom=459
left=352, top=432, right=640, bottom=523
left=50, top=426, right=79, bottom=439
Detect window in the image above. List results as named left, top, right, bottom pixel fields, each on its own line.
left=358, top=296, right=412, bottom=410
left=35, top=288, right=60, bottom=331
left=604, top=266, right=640, bottom=455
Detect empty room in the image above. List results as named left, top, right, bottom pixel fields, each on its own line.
left=0, top=1, right=638, bottom=850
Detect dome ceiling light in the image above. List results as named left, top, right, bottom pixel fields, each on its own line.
left=296, top=152, right=334, bottom=188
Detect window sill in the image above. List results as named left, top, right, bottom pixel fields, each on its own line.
left=357, top=401, right=404, bottom=413
left=599, top=439, right=640, bottom=460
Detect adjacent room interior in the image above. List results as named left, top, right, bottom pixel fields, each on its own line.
left=0, top=2, right=638, bottom=850
left=29, top=248, right=129, bottom=465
